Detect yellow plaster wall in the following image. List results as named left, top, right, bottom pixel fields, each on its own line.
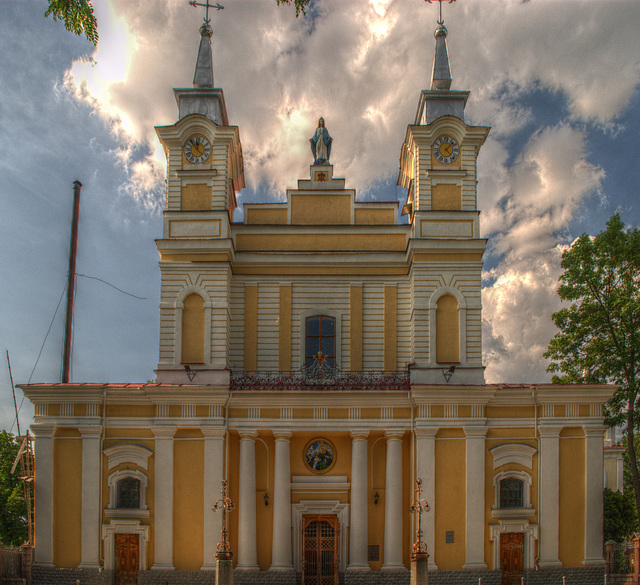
left=485, top=406, right=535, bottom=420
left=182, top=293, right=205, bottom=364
left=235, top=234, right=406, bottom=253
left=105, top=405, right=156, bottom=419
left=244, top=285, right=258, bottom=370
left=291, top=194, right=351, bottom=225
left=181, top=184, right=211, bottom=211
left=53, top=437, right=82, bottom=567
left=245, top=207, right=288, bottom=225
left=431, top=184, right=461, bottom=211
left=350, top=285, right=363, bottom=371
left=173, top=439, right=204, bottom=569
left=384, top=286, right=397, bottom=371
left=436, top=295, right=459, bottom=363
left=279, top=285, right=292, bottom=371
left=368, top=433, right=386, bottom=570
left=434, top=437, right=466, bottom=569
left=559, top=433, right=585, bottom=566
left=255, top=434, right=273, bottom=570
left=354, top=208, right=395, bottom=225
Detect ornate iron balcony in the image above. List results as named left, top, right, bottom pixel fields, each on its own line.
left=230, top=363, right=410, bottom=392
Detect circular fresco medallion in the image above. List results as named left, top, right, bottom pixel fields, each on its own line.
left=304, top=438, right=336, bottom=474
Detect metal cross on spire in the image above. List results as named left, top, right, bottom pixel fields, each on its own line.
left=189, top=0, right=224, bottom=25
left=425, top=0, right=455, bottom=25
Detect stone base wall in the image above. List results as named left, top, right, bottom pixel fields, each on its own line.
left=429, top=569, right=501, bottom=585
left=31, top=566, right=114, bottom=585
left=523, top=566, right=605, bottom=584
left=29, top=566, right=607, bottom=585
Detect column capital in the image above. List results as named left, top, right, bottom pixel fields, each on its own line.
left=385, top=429, right=405, bottom=440
left=414, top=426, right=439, bottom=438
left=31, top=423, right=55, bottom=438
left=538, top=424, right=563, bottom=438
left=239, top=429, right=259, bottom=439
left=583, top=424, right=608, bottom=437
left=78, top=424, right=103, bottom=438
left=350, top=430, right=370, bottom=440
left=273, top=429, right=293, bottom=440
left=201, top=425, right=226, bottom=438
left=152, top=425, right=177, bottom=438
left=463, top=425, right=488, bottom=438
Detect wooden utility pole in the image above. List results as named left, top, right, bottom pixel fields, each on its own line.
left=62, top=180, right=82, bottom=383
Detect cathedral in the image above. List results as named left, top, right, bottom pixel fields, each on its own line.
left=21, top=7, right=615, bottom=585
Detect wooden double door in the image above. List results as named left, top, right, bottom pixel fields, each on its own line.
left=115, top=533, right=140, bottom=585
left=500, top=532, right=524, bottom=585
left=302, top=515, right=339, bottom=585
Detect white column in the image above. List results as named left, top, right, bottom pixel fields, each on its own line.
left=238, top=430, right=259, bottom=569
left=348, top=430, right=370, bottom=571
left=382, top=430, right=405, bottom=570
left=32, top=424, right=55, bottom=566
left=583, top=424, right=607, bottom=566
left=151, top=425, right=176, bottom=570
left=538, top=425, right=562, bottom=568
left=78, top=424, right=103, bottom=568
left=415, top=427, right=438, bottom=570
left=463, top=426, right=487, bottom=569
left=271, top=429, right=294, bottom=571
left=202, top=426, right=226, bottom=569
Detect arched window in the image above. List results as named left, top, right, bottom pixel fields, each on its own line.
left=499, top=477, right=524, bottom=509
left=117, top=477, right=141, bottom=509
left=435, top=294, right=459, bottom=363
left=182, top=293, right=204, bottom=363
left=306, top=316, right=336, bottom=369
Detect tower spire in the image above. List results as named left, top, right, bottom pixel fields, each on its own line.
left=189, top=0, right=224, bottom=88
left=426, top=0, right=454, bottom=90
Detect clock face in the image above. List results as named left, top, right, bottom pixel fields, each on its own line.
left=433, top=136, right=459, bottom=164
left=184, top=136, right=211, bottom=164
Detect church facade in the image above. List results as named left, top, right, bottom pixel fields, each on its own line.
left=22, top=12, right=614, bottom=585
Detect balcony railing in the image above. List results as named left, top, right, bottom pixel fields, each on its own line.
left=230, top=364, right=410, bottom=392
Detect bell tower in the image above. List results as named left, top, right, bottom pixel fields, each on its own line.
left=399, top=5, right=489, bottom=384
left=155, top=7, right=244, bottom=384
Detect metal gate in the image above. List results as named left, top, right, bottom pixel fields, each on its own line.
left=302, top=515, right=339, bottom=585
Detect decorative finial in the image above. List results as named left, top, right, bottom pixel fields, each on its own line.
left=426, top=0, right=455, bottom=90
left=189, top=0, right=223, bottom=87
left=425, top=0, right=455, bottom=26
left=189, top=1, right=223, bottom=38
left=409, top=478, right=430, bottom=559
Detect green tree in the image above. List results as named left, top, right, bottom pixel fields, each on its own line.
left=604, top=488, right=637, bottom=543
left=276, top=0, right=311, bottom=17
left=544, top=214, right=640, bottom=521
left=45, top=0, right=98, bottom=46
left=0, top=431, right=28, bottom=545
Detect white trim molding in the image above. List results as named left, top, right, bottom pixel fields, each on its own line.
left=102, top=519, right=149, bottom=570
left=104, top=443, right=153, bottom=470
left=490, top=443, right=537, bottom=469
left=490, top=520, right=538, bottom=571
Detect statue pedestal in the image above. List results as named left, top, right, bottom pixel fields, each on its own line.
left=411, top=553, right=428, bottom=585
left=215, top=557, right=234, bottom=585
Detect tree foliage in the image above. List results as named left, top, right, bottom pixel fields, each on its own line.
left=604, top=488, right=638, bottom=543
left=45, top=0, right=98, bottom=46
left=545, top=214, right=640, bottom=520
left=275, top=0, right=311, bottom=17
left=0, top=431, right=28, bottom=546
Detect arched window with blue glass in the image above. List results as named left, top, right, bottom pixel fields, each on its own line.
left=305, top=315, right=336, bottom=371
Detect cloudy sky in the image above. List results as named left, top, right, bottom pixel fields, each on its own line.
left=1, top=0, right=639, bottom=432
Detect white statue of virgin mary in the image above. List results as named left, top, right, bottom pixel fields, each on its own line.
left=309, top=117, right=333, bottom=164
